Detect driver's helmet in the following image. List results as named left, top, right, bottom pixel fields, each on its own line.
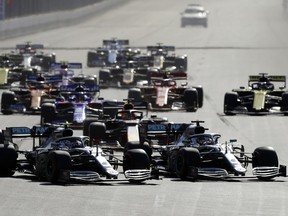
left=259, top=82, right=274, bottom=90
left=120, top=110, right=136, bottom=120
left=71, top=140, right=83, bottom=148
left=196, top=135, right=213, bottom=145
left=69, top=93, right=89, bottom=102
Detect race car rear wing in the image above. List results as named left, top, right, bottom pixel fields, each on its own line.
left=3, top=126, right=55, bottom=149
left=248, top=75, right=286, bottom=89
left=145, top=123, right=190, bottom=134
left=16, top=44, right=44, bottom=50
left=16, top=43, right=44, bottom=55
left=103, top=39, right=129, bottom=46
left=59, top=84, right=100, bottom=93
left=50, top=62, right=82, bottom=69
left=101, top=100, right=148, bottom=117
left=147, top=45, right=175, bottom=52
left=149, top=70, right=187, bottom=80
left=26, top=74, right=63, bottom=85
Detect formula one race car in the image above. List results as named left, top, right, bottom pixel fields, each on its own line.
left=0, top=125, right=124, bottom=183
left=224, top=73, right=288, bottom=115
left=98, top=61, right=148, bottom=88
left=40, top=83, right=100, bottom=127
left=0, top=56, right=16, bottom=88
left=1, top=75, right=62, bottom=114
left=128, top=70, right=203, bottom=111
left=0, top=123, right=158, bottom=183
left=82, top=102, right=162, bottom=182
left=135, top=43, right=188, bottom=72
left=149, top=121, right=286, bottom=181
left=87, top=39, right=140, bottom=67
left=1, top=42, right=56, bottom=71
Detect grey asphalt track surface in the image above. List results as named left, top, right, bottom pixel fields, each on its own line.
left=0, top=0, right=288, bottom=215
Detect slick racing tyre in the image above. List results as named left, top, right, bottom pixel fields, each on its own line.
left=183, top=88, right=198, bottom=112
left=224, top=92, right=238, bottom=115
left=125, top=141, right=152, bottom=158
left=87, top=51, right=98, bottom=67
left=281, top=92, right=288, bottom=115
left=89, top=122, right=106, bottom=142
left=123, top=149, right=150, bottom=172
left=252, top=146, right=279, bottom=180
left=194, top=85, right=204, bottom=108
left=176, top=148, right=201, bottom=180
left=128, top=88, right=142, bottom=102
left=45, top=150, right=71, bottom=184
left=0, top=144, right=18, bottom=177
left=83, top=118, right=99, bottom=136
left=1, top=91, right=16, bottom=115
left=41, top=103, right=56, bottom=124
left=84, top=77, right=98, bottom=86
left=35, top=152, right=48, bottom=180
left=99, top=70, right=110, bottom=87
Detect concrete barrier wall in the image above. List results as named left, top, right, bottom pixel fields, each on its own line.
left=3, top=0, right=102, bottom=19
left=0, top=0, right=129, bottom=40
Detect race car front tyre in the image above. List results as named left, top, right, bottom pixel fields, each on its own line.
left=41, top=103, right=56, bottom=124
left=252, top=146, right=279, bottom=180
left=128, top=88, right=142, bottom=102
left=45, top=150, right=71, bottom=184
left=176, top=147, right=201, bottom=180
left=0, top=144, right=18, bottom=177
left=224, top=92, right=238, bottom=115
left=123, top=149, right=150, bottom=172
left=1, top=91, right=16, bottom=115
left=281, top=92, right=288, bottom=115
left=183, top=88, right=198, bottom=112
left=125, top=141, right=152, bottom=158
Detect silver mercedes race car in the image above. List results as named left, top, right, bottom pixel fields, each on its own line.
left=150, top=121, right=286, bottom=180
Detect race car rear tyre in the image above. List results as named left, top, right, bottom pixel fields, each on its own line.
left=84, top=77, right=98, bottom=86
left=35, top=152, right=48, bottom=179
left=41, top=103, right=56, bottom=124
left=83, top=118, right=98, bottom=136
left=194, top=85, right=204, bottom=108
left=224, top=92, right=238, bottom=115
left=128, top=88, right=142, bottom=102
left=252, top=146, right=279, bottom=180
left=0, top=144, right=18, bottom=177
left=1, top=91, right=16, bottom=115
left=99, top=70, right=110, bottom=87
left=87, top=51, right=98, bottom=67
left=45, top=150, right=71, bottom=184
left=183, top=88, right=198, bottom=112
left=123, top=149, right=150, bottom=171
left=89, top=122, right=106, bottom=141
left=176, top=148, right=201, bottom=180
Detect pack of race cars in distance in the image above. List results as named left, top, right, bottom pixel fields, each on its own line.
left=224, top=73, right=288, bottom=115
left=97, top=42, right=188, bottom=88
